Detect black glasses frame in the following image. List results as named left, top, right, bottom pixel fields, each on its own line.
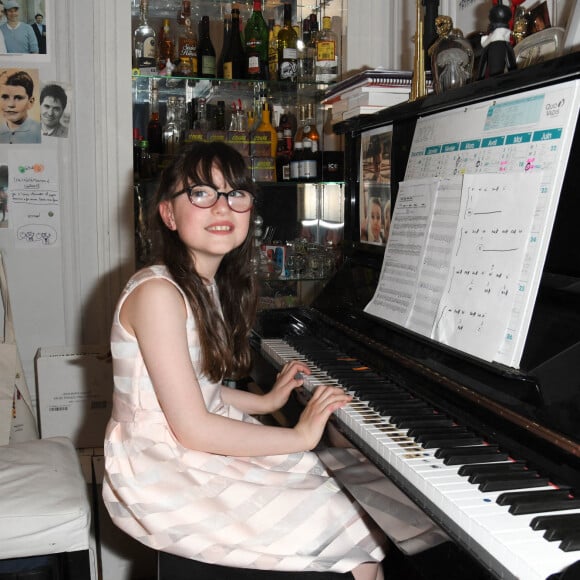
left=171, top=185, right=254, bottom=213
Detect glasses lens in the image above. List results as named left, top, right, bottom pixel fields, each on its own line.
left=228, top=190, right=254, bottom=212
left=187, top=186, right=217, bottom=208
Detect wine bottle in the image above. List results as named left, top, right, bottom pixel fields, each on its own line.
left=198, top=15, right=216, bottom=78
left=244, top=0, right=269, bottom=80
left=217, top=12, right=232, bottom=78
left=158, top=18, right=175, bottom=75
left=315, top=16, right=339, bottom=83
left=277, top=2, right=298, bottom=82
left=175, top=0, right=197, bottom=77
left=133, top=0, right=157, bottom=74
left=147, top=81, right=163, bottom=155
left=223, top=5, right=246, bottom=80
left=267, top=19, right=280, bottom=80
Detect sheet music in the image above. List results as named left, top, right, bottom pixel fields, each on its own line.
left=367, top=79, right=580, bottom=368
left=432, top=172, right=541, bottom=362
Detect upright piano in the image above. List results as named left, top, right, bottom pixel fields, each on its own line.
left=250, top=54, right=580, bottom=580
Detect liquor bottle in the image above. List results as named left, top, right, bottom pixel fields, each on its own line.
left=255, top=102, right=278, bottom=160
left=133, top=0, right=157, bottom=74
left=315, top=16, right=338, bottom=83
left=267, top=19, right=280, bottom=80
left=138, top=139, right=153, bottom=179
left=301, top=103, right=320, bottom=154
left=198, top=16, right=216, bottom=78
left=176, top=0, right=198, bottom=77
left=301, top=140, right=317, bottom=181
left=216, top=12, right=232, bottom=78
left=277, top=3, right=298, bottom=82
left=276, top=113, right=293, bottom=182
left=296, top=18, right=309, bottom=82
left=289, top=141, right=303, bottom=181
left=302, top=14, right=318, bottom=82
left=244, top=0, right=269, bottom=80
left=158, top=18, right=175, bottom=75
left=223, top=5, right=246, bottom=80
left=163, top=96, right=181, bottom=155
left=147, top=81, right=163, bottom=155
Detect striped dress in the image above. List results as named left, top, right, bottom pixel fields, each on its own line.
left=103, top=266, right=386, bottom=573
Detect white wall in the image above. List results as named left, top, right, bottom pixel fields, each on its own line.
left=0, top=0, right=134, bottom=400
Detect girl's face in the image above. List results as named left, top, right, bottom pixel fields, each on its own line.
left=370, top=202, right=382, bottom=239
left=0, top=84, right=33, bottom=128
left=159, top=164, right=251, bottom=278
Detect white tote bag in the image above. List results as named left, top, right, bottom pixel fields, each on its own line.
left=0, top=252, right=38, bottom=445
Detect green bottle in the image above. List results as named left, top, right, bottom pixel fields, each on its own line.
left=244, top=0, right=269, bottom=80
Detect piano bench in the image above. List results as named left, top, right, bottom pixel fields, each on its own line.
left=0, top=437, right=92, bottom=580
left=158, top=552, right=355, bottom=579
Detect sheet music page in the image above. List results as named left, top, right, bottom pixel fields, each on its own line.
left=364, top=178, right=438, bottom=326
left=406, top=176, right=463, bottom=336
left=432, top=172, right=542, bottom=362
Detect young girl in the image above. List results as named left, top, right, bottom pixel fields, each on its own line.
left=103, top=142, right=387, bottom=579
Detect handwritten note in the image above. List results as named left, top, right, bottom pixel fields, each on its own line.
left=7, top=150, right=60, bottom=248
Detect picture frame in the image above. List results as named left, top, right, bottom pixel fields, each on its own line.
left=0, top=0, right=50, bottom=63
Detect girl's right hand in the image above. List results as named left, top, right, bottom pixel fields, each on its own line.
left=294, top=385, right=352, bottom=450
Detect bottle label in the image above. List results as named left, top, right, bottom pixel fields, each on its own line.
left=301, top=159, right=317, bottom=179
left=247, top=54, right=260, bottom=75
left=202, top=55, right=216, bottom=76
left=279, top=58, right=297, bottom=80
left=223, top=61, right=233, bottom=79
left=143, top=37, right=156, bottom=59
left=316, top=40, right=335, bottom=61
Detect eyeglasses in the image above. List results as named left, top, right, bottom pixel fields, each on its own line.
left=172, top=184, right=254, bottom=213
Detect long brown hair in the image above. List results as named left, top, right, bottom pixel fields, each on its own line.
left=149, top=142, right=258, bottom=382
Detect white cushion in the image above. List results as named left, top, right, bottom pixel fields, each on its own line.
left=0, top=437, right=91, bottom=559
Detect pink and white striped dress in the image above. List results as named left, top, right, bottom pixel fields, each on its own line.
left=103, top=266, right=386, bottom=573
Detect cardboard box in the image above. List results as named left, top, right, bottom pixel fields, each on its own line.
left=35, top=346, right=113, bottom=448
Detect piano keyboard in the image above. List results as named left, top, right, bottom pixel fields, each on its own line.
left=260, top=336, right=580, bottom=580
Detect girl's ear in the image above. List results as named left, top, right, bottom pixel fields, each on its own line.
left=159, top=200, right=176, bottom=230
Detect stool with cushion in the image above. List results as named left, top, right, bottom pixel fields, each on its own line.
left=0, top=437, right=92, bottom=580
left=158, top=551, right=355, bottom=579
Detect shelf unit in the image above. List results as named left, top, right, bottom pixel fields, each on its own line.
left=131, top=0, right=347, bottom=306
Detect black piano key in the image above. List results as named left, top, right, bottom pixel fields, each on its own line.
left=395, top=416, right=455, bottom=429
left=497, top=488, right=570, bottom=506
left=544, top=520, right=580, bottom=542
left=407, top=426, right=468, bottom=438
left=496, top=488, right=580, bottom=515
left=458, top=461, right=526, bottom=477
left=417, top=432, right=483, bottom=447
left=476, top=473, right=550, bottom=492
left=531, top=513, right=580, bottom=531
left=560, top=532, right=580, bottom=552
left=436, top=446, right=509, bottom=466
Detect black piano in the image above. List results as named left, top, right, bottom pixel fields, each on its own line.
left=250, top=53, right=580, bottom=580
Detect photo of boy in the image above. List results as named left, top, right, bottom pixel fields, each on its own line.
left=0, top=68, right=41, bottom=144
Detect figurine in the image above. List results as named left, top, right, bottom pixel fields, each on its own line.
left=428, top=15, right=474, bottom=94
left=478, top=0, right=517, bottom=79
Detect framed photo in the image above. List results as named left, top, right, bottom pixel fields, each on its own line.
left=359, top=126, right=393, bottom=246
left=0, top=0, right=50, bottom=62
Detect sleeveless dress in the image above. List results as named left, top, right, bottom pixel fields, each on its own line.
left=103, top=266, right=386, bottom=573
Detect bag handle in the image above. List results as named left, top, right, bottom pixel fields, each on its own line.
left=0, top=251, right=16, bottom=346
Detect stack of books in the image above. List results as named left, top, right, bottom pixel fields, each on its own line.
left=322, top=68, right=427, bottom=123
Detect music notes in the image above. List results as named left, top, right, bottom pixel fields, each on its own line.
left=366, top=171, right=542, bottom=363
left=433, top=172, right=540, bottom=361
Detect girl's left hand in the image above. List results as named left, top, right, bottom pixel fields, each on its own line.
left=264, top=360, right=311, bottom=413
